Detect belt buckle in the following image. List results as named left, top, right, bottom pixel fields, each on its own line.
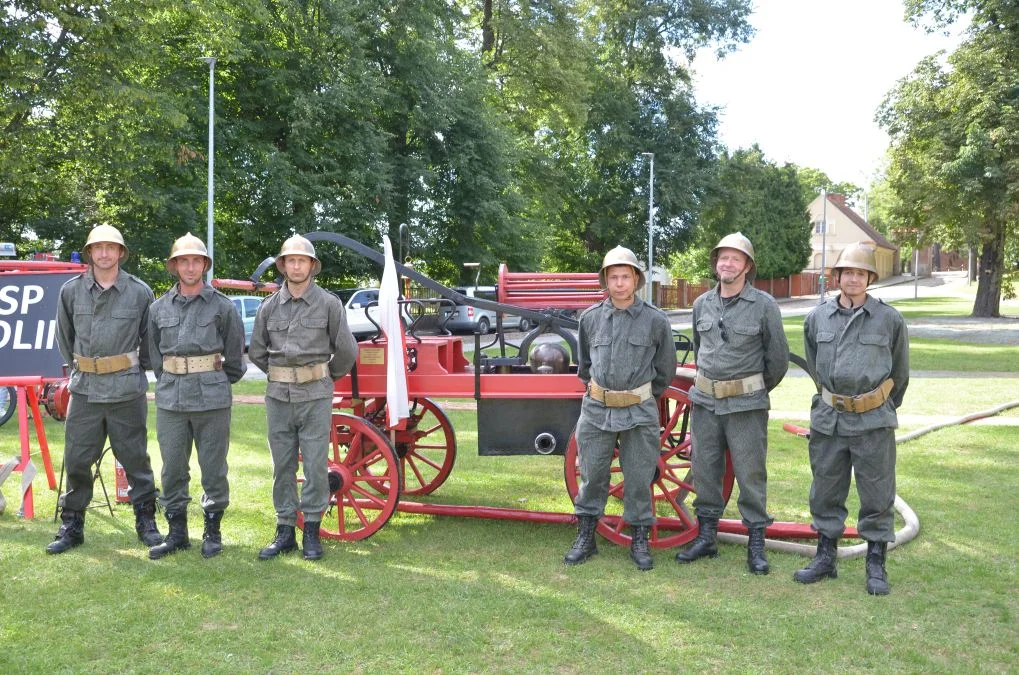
left=833, top=396, right=852, bottom=413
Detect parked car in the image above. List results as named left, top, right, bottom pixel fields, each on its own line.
left=229, top=295, right=264, bottom=349
left=439, top=286, right=532, bottom=334
left=333, top=288, right=390, bottom=340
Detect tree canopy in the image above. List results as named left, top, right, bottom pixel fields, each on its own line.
left=1, top=0, right=754, bottom=288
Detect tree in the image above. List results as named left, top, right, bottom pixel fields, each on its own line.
left=692, top=146, right=811, bottom=279
left=879, top=0, right=1019, bottom=316
left=792, top=166, right=862, bottom=212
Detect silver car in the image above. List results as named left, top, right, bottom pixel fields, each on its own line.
left=230, top=295, right=264, bottom=349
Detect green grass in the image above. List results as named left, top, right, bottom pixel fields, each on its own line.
left=1, top=408, right=1016, bottom=672
left=1, top=294, right=1017, bottom=672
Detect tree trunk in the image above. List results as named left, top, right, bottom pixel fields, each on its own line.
left=971, top=218, right=1005, bottom=317
left=481, top=0, right=494, bottom=55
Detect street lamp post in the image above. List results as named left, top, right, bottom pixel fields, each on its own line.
left=201, top=56, right=216, bottom=282
left=641, top=152, right=654, bottom=304
left=819, top=187, right=828, bottom=301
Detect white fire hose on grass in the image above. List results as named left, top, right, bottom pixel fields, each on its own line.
left=719, top=399, right=1019, bottom=559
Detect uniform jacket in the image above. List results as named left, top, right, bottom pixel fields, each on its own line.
left=249, top=281, right=357, bottom=402
left=690, top=282, right=788, bottom=413
left=148, top=283, right=247, bottom=412
left=804, top=294, right=909, bottom=435
left=56, top=268, right=154, bottom=403
left=577, top=296, right=677, bottom=432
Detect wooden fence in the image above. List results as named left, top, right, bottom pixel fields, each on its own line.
left=655, top=272, right=822, bottom=309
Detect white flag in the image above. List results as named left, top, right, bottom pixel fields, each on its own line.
left=379, top=235, right=410, bottom=429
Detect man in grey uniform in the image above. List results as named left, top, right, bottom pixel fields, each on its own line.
left=147, top=233, right=247, bottom=560
left=48, top=224, right=163, bottom=554
left=795, top=243, right=909, bottom=595
left=676, top=232, right=788, bottom=574
left=564, top=246, right=677, bottom=571
left=249, top=235, right=357, bottom=561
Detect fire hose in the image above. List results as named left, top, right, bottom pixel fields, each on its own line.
left=729, top=397, right=1019, bottom=559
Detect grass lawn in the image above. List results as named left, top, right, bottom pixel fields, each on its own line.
left=1, top=294, right=1016, bottom=672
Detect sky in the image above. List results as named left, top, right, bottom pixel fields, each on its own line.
left=690, top=0, right=966, bottom=189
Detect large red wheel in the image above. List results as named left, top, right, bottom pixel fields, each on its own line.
left=297, top=413, right=400, bottom=541
left=563, top=386, right=735, bottom=548
left=357, top=397, right=457, bottom=496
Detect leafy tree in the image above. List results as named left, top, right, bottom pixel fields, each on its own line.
left=879, top=0, right=1019, bottom=316
left=792, top=166, right=862, bottom=212
left=693, top=146, right=811, bottom=279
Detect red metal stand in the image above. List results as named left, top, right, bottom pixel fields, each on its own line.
left=0, top=376, right=58, bottom=519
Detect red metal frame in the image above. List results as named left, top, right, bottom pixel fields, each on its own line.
left=0, top=377, right=58, bottom=519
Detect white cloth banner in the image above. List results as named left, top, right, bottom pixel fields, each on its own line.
left=379, top=235, right=410, bottom=429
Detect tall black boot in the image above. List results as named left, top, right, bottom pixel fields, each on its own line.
left=629, top=525, right=654, bottom=571
left=793, top=534, right=838, bottom=584
left=46, top=509, right=85, bottom=554
left=747, top=527, right=769, bottom=575
left=675, top=516, right=719, bottom=563
left=564, top=515, right=599, bottom=565
left=865, top=540, right=890, bottom=596
left=258, top=525, right=298, bottom=560
left=201, top=511, right=224, bottom=559
left=133, top=499, right=164, bottom=547
left=148, top=512, right=190, bottom=560
left=302, top=524, right=323, bottom=561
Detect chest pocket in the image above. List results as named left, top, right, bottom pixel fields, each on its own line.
left=155, top=315, right=180, bottom=329
left=267, top=319, right=290, bottom=332
left=815, top=331, right=835, bottom=344
left=859, top=334, right=889, bottom=347
left=695, top=320, right=713, bottom=334
left=728, top=322, right=760, bottom=348
left=301, top=316, right=328, bottom=330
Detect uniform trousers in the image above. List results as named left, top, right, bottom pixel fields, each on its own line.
left=807, top=426, right=897, bottom=542
left=62, top=392, right=156, bottom=510
left=573, top=418, right=659, bottom=527
left=265, top=396, right=331, bottom=526
left=156, top=407, right=232, bottom=516
left=691, top=405, right=773, bottom=528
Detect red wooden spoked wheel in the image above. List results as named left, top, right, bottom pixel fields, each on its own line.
left=563, top=386, right=735, bottom=549
left=358, top=397, right=457, bottom=496
left=297, top=412, right=400, bottom=541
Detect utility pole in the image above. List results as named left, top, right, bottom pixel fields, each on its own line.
left=201, top=56, right=216, bottom=282
left=641, top=152, right=655, bottom=304
left=819, top=188, right=828, bottom=301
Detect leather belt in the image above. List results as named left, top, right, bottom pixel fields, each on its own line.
left=73, top=352, right=139, bottom=375
left=822, top=378, right=894, bottom=414
left=587, top=380, right=653, bottom=407
left=268, top=362, right=330, bottom=384
left=695, top=372, right=766, bottom=399
left=162, top=353, right=222, bottom=375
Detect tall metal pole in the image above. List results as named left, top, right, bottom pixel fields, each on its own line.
left=819, top=188, right=828, bottom=301
left=642, top=152, right=654, bottom=304
left=201, top=57, right=216, bottom=282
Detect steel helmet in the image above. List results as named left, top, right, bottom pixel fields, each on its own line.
left=711, top=232, right=756, bottom=281
left=832, top=242, right=878, bottom=284
left=83, top=224, right=128, bottom=262
left=275, top=234, right=322, bottom=277
left=599, top=245, right=645, bottom=291
left=165, top=232, right=210, bottom=277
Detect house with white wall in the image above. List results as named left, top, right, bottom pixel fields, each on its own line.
left=804, top=193, right=899, bottom=279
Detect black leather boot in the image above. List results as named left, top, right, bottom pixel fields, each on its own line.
left=793, top=534, right=838, bottom=584
left=201, top=511, right=223, bottom=559
left=629, top=525, right=654, bottom=571
left=865, top=540, right=890, bottom=596
left=302, top=524, right=323, bottom=561
left=133, top=499, right=164, bottom=547
left=148, top=512, right=190, bottom=559
left=675, top=516, right=719, bottom=563
left=258, top=525, right=298, bottom=560
left=747, top=527, right=769, bottom=575
left=564, top=515, right=599, bottom=565
left=46, top=509, right=85, bottom=554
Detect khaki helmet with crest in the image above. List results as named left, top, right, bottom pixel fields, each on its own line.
left=83, top=224, right=128, bottom=262
left=599, top=245, right=645, bottom=291
left=275, top=234, right=322, bottom=277
left=165, top=232, right=210, bottom=278
left=711, top=231, right=756, bottom=281
left=832, top=242, right=878, bottom=284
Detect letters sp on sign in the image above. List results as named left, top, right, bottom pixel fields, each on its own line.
left=0, top=272, right=79, bottom=377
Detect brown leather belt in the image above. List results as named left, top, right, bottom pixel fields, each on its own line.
left=695, top=372, right=765, bottom=399
left=587, top=380, right=653, bottom=407
left=822, top=379, right=894, bottom=414
left=162, top=353, right=222, bottom=375
left=73, top=352, right=139, bottom=375
left=268, top=362, right=330, bottom=384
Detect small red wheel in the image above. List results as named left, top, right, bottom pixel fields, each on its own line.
left=298, top=412, right=400, bottom=541
left=353, top=397, right=457, bottom=496
left=563, top=386, right=735, bottom=549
